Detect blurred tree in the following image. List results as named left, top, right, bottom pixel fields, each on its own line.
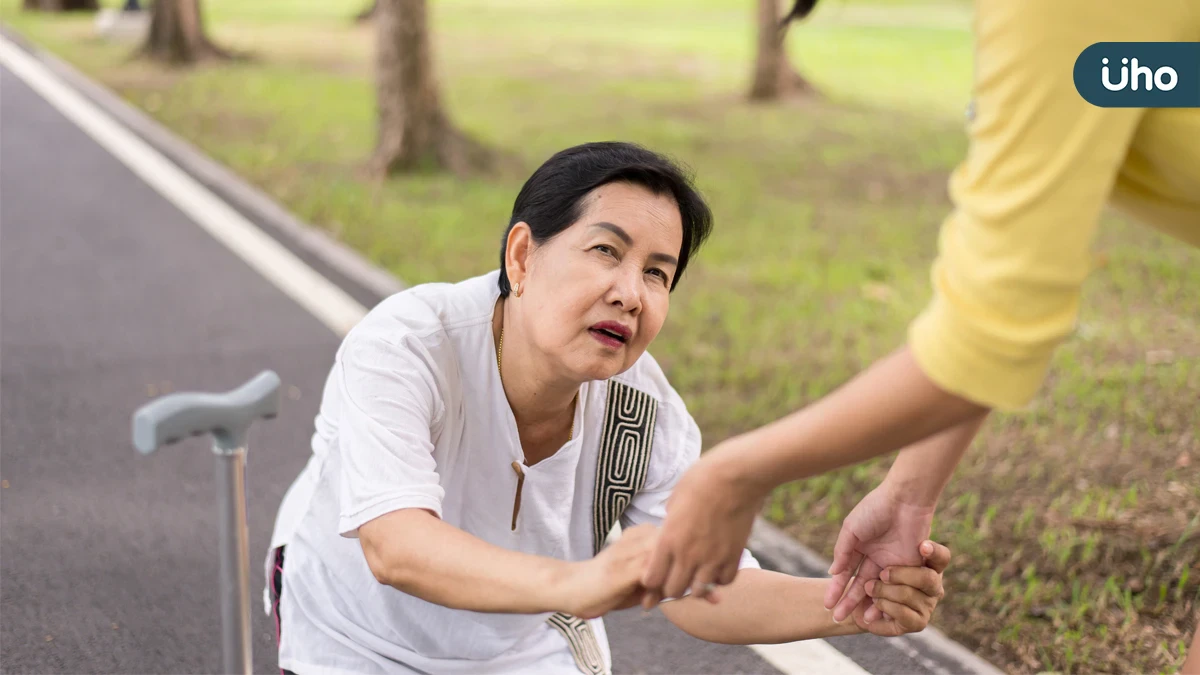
left=748, top=0, right=817, bottom=101
left=356, top=0, right=376, bottom=22
left=139, top=0, right=231, bottom=64
left=372, top=0, right=492, bottom=175
left=23, top=0, right=99, bottom=10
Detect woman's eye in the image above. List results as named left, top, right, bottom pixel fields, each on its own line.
left=593, top=245, right=616, bottom=257
left=647, top=269, right=668, bottom=283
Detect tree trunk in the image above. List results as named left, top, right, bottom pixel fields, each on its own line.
left=355, top=0, right=377, bottom=22
left=371, top=0, right=492, bottom=175
left=748, top=0, right=817, bottom=101
left=139, top=0, right=230, bottom=65
left=25, top=0, right=99, bottom=11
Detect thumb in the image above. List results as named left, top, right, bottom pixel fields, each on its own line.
left=920, top=540, right=952, bottom=574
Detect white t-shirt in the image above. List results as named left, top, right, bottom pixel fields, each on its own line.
left=265, top=269, right=759, bottom=675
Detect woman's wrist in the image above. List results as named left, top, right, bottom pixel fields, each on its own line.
left=539, top=558, right=581, bottom=614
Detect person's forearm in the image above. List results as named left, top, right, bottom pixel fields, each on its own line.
left=358, top=509, right=572, bottom=614
left=885, top=414, right=988, bottom=507
left=713, top=346, right=989, bottom=495
left=661, top=569, right=861, bottom=644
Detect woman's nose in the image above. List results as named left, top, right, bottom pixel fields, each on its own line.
left=609, top=270, right=643, bottom=314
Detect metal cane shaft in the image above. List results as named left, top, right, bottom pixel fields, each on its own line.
left=215, top=448, right=252, bottom=675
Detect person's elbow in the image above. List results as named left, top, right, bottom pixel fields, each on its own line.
left=358, top=508, right=437, bottom=589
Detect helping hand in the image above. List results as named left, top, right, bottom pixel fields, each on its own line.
left=563, top=524, right=661, bottom=620
left=825, top=482, right=936, bottom=623
left=850, top=540, right=950, bottom=637
left=640, top=447, right=767, bottom=609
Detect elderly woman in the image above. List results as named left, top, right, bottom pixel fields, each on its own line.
left=264, top=142, right=950, bottom=675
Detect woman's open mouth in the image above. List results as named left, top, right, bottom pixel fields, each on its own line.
left=589, top=321, right=632, bottom=349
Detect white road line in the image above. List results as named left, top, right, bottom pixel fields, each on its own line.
left=0, top=36, right=368, bottom=338
left=752, top=641, right=871, bottom=675
left=0, top=34, right=874, bottom=675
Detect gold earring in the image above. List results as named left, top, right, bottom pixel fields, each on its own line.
left=514, top=282, right=522, bottom=298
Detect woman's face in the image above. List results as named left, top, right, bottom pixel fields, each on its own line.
left=512, top=181, right=684, bottom=383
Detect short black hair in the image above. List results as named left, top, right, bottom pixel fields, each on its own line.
left=783, top=0, right=819, bottom=23
left=498, top=141, right=713, bottom=296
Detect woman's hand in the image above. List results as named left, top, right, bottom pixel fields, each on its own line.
left=824, top=482, right=936, bottom=623
left=641, top=447, right=768, bottom=608
left=850, top=540, right=950, bottom=638
left=562, top=524, right=661, bottom=619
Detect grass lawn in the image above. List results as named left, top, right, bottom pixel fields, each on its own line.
left=3, top=0, right=1196, bottom=672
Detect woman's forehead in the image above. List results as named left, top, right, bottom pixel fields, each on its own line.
left=576, top=183, right=683, bottom=237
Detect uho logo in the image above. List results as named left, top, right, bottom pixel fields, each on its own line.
left=1074, top=42, right=1199, bottom=108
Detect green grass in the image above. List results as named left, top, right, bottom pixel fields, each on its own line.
left=3, top=0, right=1197, bottom=672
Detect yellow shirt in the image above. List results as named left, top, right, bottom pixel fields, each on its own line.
left=908, top=0, right=1200, bottom=411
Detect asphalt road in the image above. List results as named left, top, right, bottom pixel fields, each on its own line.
left=0, top=43, right=977, bottom=675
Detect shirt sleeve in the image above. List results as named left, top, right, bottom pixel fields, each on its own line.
left=907, top=0, right=1152, bottom=411
left=335, top=331, right=448, bottom=538
left=620, top=398, right=761, bottom=571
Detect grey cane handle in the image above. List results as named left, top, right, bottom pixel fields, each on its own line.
left=132, top=370, right=281, bottom=454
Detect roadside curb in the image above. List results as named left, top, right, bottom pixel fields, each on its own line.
left=2, top=28, right=1003, bottom=675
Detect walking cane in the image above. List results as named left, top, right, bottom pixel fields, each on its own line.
left=132, top=370, right=282, bottom=675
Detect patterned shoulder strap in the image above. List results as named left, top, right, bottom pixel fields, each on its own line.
left=549, top=380, right=658, bottom=675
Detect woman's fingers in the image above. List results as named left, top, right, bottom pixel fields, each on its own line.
left=717, top=559, right=739, bottom=587
left=662, top=557, right=699, bottom=601
left=863, top=598, right=884, bottom=624
left=920, top=540, right=952, bottom=573
left=881, top=565, right=944, bottom=599
left=869, top=598, right=927, bottom=633
left=867, top=579, right=935, bottom=614
left=690, top=564, right=723, bottom=605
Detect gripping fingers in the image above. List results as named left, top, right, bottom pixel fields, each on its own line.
left=834, top=558, right=881, bottom=623
left=863, top=597, right=884, bottom=624
left=718, top=560, right=739, bottom=586
left=920, top=540, right=952, bottom=573
left=869, top=598, right=927, bottom=633
left=825, top=532, right=863, bottom=609
left=883, top=566, right=945, bottom=599
left=641, top=542, right=672, bottom=610
left=691, top=565, right=723, bottom=605
left=663, top=556, right=699, bottom=602
left=867, top=580, right=935, bottom=616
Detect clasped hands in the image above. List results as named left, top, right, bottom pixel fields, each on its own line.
left=562, top=522, right=949, bottom=639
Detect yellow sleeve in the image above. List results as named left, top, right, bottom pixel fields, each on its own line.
left=906, top=0, right=1183, bottom=411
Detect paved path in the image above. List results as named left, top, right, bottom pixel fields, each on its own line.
left=0, top=34, right=976, bottom=675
